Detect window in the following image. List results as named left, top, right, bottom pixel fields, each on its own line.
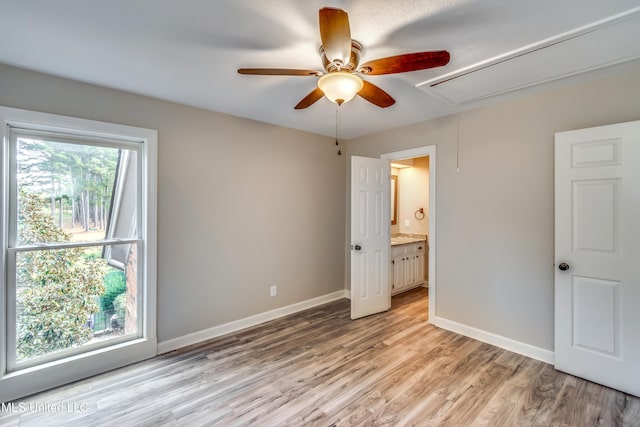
left=0, top=107, right=157, bottom=402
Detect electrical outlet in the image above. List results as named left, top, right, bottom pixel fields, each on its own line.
left=270, top=285, right=277, bottom=297
left=404, top=219, right=410, bottom=227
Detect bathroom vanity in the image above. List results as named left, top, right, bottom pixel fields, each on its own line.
left=390, top=234, right=427, bottom=295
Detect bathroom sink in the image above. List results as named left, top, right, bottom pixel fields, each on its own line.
left=391, top=235, right=427, bottom=246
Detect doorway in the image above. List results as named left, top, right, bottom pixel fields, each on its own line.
left=381, top=146, right=436, bottom=323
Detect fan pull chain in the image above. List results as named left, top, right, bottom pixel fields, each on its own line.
left=456, top=115, right=461, bottom=173
left=336, top=105, right=342, bottom=156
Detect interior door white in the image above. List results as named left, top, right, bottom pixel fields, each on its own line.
left=351, top=156, right=390, bottom=319
left=555, top=120, right=640, bottom=397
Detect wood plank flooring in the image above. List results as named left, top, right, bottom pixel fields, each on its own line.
left=2, top=287, right=639, bottom=426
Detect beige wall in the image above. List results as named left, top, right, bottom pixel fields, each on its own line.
left=397, top=156, right=429, bottom=235
left=346, top=69, right=640, bottom=351
left=0, top=63, right=346, bottom=343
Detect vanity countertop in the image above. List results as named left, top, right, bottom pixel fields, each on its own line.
left=391, top=234, right=427, bottom=246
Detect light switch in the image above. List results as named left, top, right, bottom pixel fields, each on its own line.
left=405, top=219, right=410, bottom=227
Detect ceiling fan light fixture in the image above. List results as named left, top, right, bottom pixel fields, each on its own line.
left=317, top=72, right=363, bottom=105
left=238, top=8, right=449, bottom=110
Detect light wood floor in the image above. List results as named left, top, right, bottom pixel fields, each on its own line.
left=2, top=287, right=639, bottom=426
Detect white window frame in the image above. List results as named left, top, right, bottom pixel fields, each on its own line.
left=0, top=106, right=157, bottom=403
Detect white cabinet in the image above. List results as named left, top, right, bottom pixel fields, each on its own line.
left=390, top=242, right=426, bottom=294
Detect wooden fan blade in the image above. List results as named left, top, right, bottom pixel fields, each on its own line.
left=357, top=80, right=396, bottom=108
left=295, top=88, right=325, bottom=109
left=359, top=51, right=450, bottom=75
left=238, top=68, right=322, bottom=76
left=319, top=8, right=351, bottom=65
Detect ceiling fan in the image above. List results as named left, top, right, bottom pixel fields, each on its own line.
left=238, top=7, right=450, bottom=109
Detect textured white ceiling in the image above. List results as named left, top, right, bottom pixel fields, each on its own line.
left=1, top=0, right=639, bottom=138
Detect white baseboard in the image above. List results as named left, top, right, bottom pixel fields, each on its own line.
left=434, top=316, right=554, bottom=364
left=157, top=290, right=348, bottom=354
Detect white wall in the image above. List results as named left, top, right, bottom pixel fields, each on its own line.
left=397, top=156, right=429, bottom=235
left=0, top=63, right=346, bottom=344
left=345, top=69, right=640, bottom=351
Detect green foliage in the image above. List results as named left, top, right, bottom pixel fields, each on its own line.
left=112, top=293, right=127, bottom=330
left=100, top=270, right=126, bottom=312
left=16, top=192, right=106, bottom=360
left=17, top=192, right=71, bottom=244
left=113, top=293, right=126, bottom=316
left=83, top=248, right=101, bottom=260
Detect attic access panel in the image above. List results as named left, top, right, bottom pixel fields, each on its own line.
left=417, top=10, right=640, bottom=106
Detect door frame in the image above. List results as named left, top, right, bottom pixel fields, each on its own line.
left=381, top=145, right=436, bottom=323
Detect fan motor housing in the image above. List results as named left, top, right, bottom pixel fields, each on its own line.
left=320, top=40, right=363, bottom=72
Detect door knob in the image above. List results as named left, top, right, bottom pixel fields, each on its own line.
left=354, top=244, right=362, bottom=251
left=558, top=262, right=570, bottom=271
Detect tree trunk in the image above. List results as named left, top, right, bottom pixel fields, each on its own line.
left=58, top=197, right=63, bottom=228
left=94, top=201, right=100, bottom=230
left=50, top=175, right=55, bottom=217
left=82, top=191, right=89, bottom=232
left=70, top=187, right=76, bottom=229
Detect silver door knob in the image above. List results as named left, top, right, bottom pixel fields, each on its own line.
left=558, top=262, right=570, bottom=271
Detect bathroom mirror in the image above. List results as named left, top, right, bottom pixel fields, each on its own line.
left=391, top=175, right=398, bottom=225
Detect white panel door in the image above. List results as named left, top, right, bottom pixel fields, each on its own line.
left=555, top=120, right=640, bottom=397
left=351, top=156, right=390, bottom=319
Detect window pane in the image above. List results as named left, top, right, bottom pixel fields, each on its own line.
left=15, top=243, right=138, bottom=363
left=16, top=138, right=136, bottom=245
